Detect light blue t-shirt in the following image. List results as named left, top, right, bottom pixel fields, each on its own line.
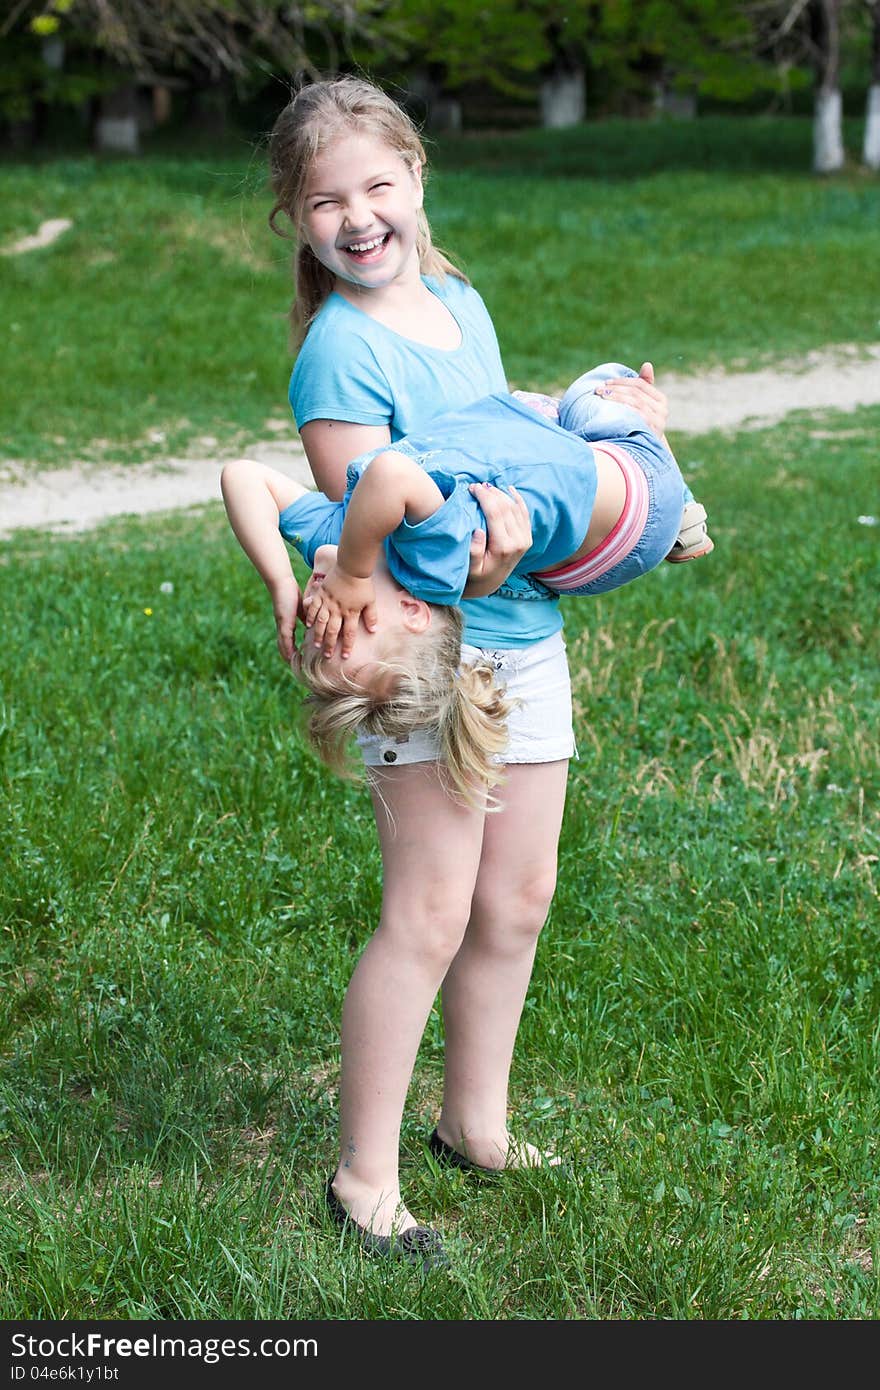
left=290, top=275, right=506, bottom=438
left=288, top=275, right=562, bottom=649
left=279, top=392, right=669, bottom=609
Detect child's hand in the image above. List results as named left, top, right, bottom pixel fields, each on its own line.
left=273, top=576, right=305, bottom=666
left=598, top=362, right=669, bottom=437
left=303, top=563, right=378, bottom=658
left=463, top=482, right=532, bottom=598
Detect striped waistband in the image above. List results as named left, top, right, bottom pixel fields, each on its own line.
left=534, top=443, right=649, bottom=592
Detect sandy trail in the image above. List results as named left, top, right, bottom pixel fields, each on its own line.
left=1, top=344, right=878, bottom=539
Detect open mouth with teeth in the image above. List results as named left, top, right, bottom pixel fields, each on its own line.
left=342, top=231, right=392, bottom=262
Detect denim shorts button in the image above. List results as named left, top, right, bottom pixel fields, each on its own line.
left=382, top=749, right=397, bottom=763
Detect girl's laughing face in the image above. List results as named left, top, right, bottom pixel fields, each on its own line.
left=300, top=132, right=424, bottom=297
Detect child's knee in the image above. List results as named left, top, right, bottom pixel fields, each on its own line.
left=558, top=362, right=635, bottom=435
left=475, top=865, right=558, bottom=944
left=513, top=868, right=558, bottom=930
left=380, top=894, right=470, bottom=967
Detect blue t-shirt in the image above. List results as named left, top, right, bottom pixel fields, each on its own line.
left=288, top=275, right=562, bottom=649
left=290, top=275, right=506, bottom=438
left=278, top=392, right=669, bottom=605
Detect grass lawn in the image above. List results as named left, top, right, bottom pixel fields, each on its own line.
left=1, top=394, right=878, bottom=1317
left=1, top=115, right=879, bottom=465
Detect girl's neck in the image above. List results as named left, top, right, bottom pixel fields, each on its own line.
left=333, top=266, right=461, bottom=351
left=333, top=260, right=422, bottom=315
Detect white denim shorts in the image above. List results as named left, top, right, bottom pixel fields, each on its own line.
left=357, top=629, right=576, bottom=768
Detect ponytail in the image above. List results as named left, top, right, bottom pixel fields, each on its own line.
left=437, top=661, right=512, bottom=808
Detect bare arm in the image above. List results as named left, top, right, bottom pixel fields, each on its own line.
left=220, top=459, right=308, bottom=664
left=338, top=450, right=444, bottom=577
left=299, top=419, right=392, bottom=500
left=299, top=416, right=532, bottom=590
left=305, top=450, right=445, bottom=657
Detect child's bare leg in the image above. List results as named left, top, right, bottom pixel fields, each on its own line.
left=330, top=763, right=486, bottom=1236
left=437, top=760, right=569, bottom=1168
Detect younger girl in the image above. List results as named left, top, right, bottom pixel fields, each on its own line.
left=257, top=75, right=671, bottom=1263
left=223, top=362, right=706, bottom=803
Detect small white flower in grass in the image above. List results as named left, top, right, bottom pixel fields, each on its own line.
left=857, top=515, right=877, bottom=526
left=148, top=430, right=166, bottom=444
left=159, top=581, right=174, bottom=595
left=826, top=784, right=845, bottom=795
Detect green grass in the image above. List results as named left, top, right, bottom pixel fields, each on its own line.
left=1, top=115, right=879, bottom=464
left=2, top=401, right=878, bottom=1318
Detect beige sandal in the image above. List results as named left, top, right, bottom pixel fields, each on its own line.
left=666, top=501, right=714, bottom=562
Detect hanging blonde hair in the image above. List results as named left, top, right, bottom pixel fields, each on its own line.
left=297, top=607, right=513, bottom=809
left=268, top=75, right=468, bottom=340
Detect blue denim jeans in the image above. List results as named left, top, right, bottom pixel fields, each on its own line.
left=554, top=363, right=691, bottom=595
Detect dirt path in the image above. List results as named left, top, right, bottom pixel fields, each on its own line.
left=2, top=344, right=878, bottom=539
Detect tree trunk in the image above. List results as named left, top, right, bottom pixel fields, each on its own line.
left=864, top=2, right=880, bottom=169
left=7, top=118, right=37, bottom=151
left=652, top=82, right=697, bottom=119
left=41, top=36, right=65, bottom=70
left=94, top=84, right=140, bottom=154
left=153, top=86, right=173, bottom=127
left=812, top=0, right=844, bottom=172
left=539, top=66, right=585, bottom=128
left=814, top=87, right=844, bottom=170
left=407, top=69, right=462, bottom=132
left=187, top=79, right=233, bottom=135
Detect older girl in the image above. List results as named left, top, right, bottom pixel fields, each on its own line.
left=250, top=76, right=669, bottom=1263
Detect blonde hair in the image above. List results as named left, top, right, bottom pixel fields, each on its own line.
left=268, top=75, right=468, bottom=339
left=297, top=608, right=513, bottom=810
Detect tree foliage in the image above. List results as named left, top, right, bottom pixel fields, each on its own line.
left=0, top=0, right=399, bottom=123
left=3, top=1, right=396, bottom=79
left=2, top=0, right=877, bottom=135
left=386, top=0, right=822, bottom=105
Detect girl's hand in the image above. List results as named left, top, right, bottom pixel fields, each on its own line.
left=303, top=563, right=378, bottom=658
left=463, top=482, right=532, bottom=597
left=600, top=362, right=669, bottom=436
left=273, top=576, right=305, bottom=667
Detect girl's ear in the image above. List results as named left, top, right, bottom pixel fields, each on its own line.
left=399, top=592, right=431, bottom=633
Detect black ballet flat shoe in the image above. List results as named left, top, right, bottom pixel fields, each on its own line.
left=427, top=1128, right=504, bottom=1179
left=428, top=1129, right=568, bottom=1178
left=325, top=1179, right=449, bottom=1270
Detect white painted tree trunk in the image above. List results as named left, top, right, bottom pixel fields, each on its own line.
left=95, top=85, right=140, bottom=153
left=404, top=70, right=460, bottom=131
left=813, top=87, right=844, bottom=172
left=652, top=83, right=697, bottom=119
left=95, top=115, right=139, bottom=153
left=539, top=70, right=585, bottom=128
left=41, top=36, right=65, bottom=69
left=429, top=98, right=462, bottom=133
left=864, top=85, right=880, bottom=169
